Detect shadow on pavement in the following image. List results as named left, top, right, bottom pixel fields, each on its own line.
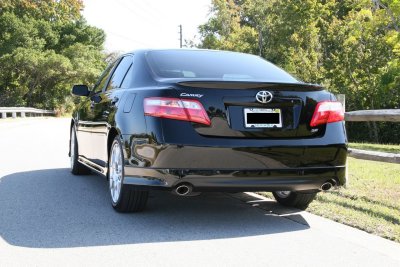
left=0, top=169, right=309, bottom=248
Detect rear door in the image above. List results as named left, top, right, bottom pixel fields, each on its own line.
left=91, top=55, right=133, bottom=166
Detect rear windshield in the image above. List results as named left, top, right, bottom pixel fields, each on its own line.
left=146, top=50, right=298, bottom=83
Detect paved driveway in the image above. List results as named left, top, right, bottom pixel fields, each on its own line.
left=0, top=118, right=399, bottom=266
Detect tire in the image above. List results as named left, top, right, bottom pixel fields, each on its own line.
left=109, top=136, right=149, bottom=212
left=70, top=126, right=91, bottom=175
left=272, top=191, right=317, bottom=210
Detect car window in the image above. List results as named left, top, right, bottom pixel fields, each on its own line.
left=146, top=50, right=298, bottom=83
left=106, top=56, right=133, bottom=91
left=92, top=60, right=118, bottom=93
left=120, top=61, right=134, bottom=89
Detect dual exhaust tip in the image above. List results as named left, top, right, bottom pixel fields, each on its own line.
left=175, top=184, right=193, bottom=196
left=320, top=180, right=337, bottom=191
left=174, top=180, right=336, bottom=195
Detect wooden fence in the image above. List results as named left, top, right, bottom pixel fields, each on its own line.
left=337, top=94, right=400, bottom=163
left=345, top=110, right=400, bottom=122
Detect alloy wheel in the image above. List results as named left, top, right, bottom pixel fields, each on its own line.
left=109, top=142, right=123, bottom=203
left=70, top=130, right=75, bottom=170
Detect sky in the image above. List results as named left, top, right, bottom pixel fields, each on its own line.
left=82, top=0, right=212, bottom=53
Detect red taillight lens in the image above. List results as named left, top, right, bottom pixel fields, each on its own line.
left=310, top=101, right=344, bottom=127
left=144, top=97, right=211, bottom=126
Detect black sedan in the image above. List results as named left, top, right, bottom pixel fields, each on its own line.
left=70, top=49, right=347, bottom=212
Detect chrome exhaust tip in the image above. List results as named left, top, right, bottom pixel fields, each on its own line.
left=175, top=184, right=192, bottom=196
left=321, top=180, right=336, bottom=191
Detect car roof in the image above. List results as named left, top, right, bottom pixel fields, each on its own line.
left=124, top=48, right=255, bottom=57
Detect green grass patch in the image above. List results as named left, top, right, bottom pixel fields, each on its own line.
left=349, top=142, right=400, bottom=154
left=260, top=157, right=400, bottom=242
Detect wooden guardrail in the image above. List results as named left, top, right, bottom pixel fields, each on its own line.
left=341, top=106, right=400, bottom=163
left=345, top=109, right=400, bottom=122
left=337, top=94, right=400, bottom=122
left=0, top=107, right=55, bottom=119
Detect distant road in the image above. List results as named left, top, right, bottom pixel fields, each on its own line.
left=1, top=118, right=399, bottom=266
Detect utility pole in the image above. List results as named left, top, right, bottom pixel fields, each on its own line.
left=178, top=24, right=183, bottom=48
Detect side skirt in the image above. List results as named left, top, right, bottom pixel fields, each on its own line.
left=78, top=156, right=108, bottom=176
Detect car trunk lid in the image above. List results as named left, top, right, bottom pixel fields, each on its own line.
left=173, top=81, right=332, bottom=138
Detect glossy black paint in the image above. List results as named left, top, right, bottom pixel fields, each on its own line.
left=71, top=49, right=347, bottom=193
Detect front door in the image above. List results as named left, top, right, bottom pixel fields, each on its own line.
left=76, top=59, right=119, bottom=163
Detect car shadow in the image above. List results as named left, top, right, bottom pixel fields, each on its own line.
left=0, top=168, right=309, bottom=248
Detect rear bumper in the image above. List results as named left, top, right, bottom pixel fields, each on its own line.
left=122, top=121, right=347, bottom=192
left=123, top=165, right=346, bottom=192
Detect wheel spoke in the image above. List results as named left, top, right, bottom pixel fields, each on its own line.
left=109, top=141, right=123, bottom=203
left=70, top=131, right=75, bottom=169
left=116, top=182, right=120, bottom=196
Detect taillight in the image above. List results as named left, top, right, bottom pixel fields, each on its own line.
left=144, top=97, right=211, bottom=126
left=310, top=101, right=344, bottom=127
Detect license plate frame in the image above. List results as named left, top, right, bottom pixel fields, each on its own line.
left=244, top=108, right=282, bottom=128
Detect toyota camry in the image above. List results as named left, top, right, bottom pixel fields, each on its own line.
left=70, top=49, right=347, bottom=212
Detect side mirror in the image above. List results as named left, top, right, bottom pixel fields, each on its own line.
left=90, top=94, right=102, bottom=103
left=72, top=85, right=90, bottom=96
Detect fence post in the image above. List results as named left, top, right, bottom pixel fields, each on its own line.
left=12, top=112, right=17, bottom=118
left=337, top=94, right=346, bottom=112
left=1, top=112, right=6, bottom=119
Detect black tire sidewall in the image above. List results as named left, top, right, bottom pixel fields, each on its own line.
left=273, top=191, right=295, bottom=205
left=272, top=191, right=317, bottom=209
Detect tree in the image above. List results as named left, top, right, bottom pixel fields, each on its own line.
left=0, top=48, right=74, bottom=109
left=198, top=0, right=258, bottom=54
left=0, top=0, right=106, bottom=113
left=0, top=0, right=83, bottom=23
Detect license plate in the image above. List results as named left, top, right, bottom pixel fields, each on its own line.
left=244, top=108, right=282, bottom=128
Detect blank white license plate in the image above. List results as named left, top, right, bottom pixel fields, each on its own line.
left=244, top=108, right=282, bottom=128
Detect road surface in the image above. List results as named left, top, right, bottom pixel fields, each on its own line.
left=1, top=118, right=399, bottom=266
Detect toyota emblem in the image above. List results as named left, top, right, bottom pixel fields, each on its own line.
left=256, top=91, right=273, bottom=104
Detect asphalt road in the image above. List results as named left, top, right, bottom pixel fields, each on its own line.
left=1, top=118, right=399, bottom=266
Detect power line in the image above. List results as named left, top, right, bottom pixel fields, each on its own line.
left=113, top=0, right=169, bottom=32
left=132, top=0, right=165, bottom=20
left=113, top=0, right=180, bottom=43
left=107, top=31, right=153, bottom=47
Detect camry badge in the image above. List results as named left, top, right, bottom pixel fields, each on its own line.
left=180, top=93, right=203, bottom=98
left=256, top=91, right=273, bottom=104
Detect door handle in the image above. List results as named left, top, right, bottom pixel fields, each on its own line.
left=111, top=96, right=119, bottom=106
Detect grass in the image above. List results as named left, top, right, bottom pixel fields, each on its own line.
left=260, top=157, right=400, bottom=242
left=349, top=142, right=400, bottom=154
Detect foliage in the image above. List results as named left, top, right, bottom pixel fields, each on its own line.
left=198, top=0, right=400, bottom=143
left=0, top=0, right=83, bottom=23
left=0, top=0, right=106, bottom=112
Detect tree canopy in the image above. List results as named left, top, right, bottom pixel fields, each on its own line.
left=0, top=0, right=106, bottom=112
left=198, top=0, right=400, bottom=143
